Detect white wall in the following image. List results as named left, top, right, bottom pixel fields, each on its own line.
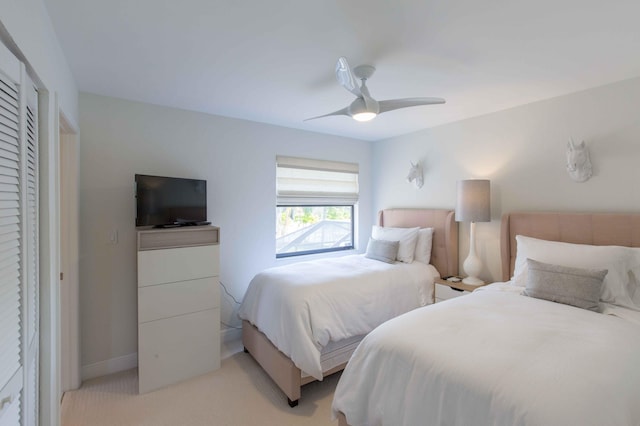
left=77, top=67, right=640, bottom=377
left=0, top=0, right=78, bottom=126
left=372, top=76, right=640, bottom=282
left=78, top=93, right=372, bottom=375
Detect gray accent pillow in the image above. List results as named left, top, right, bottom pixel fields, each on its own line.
left=365, top=238, right=399, bottom=264
left=524, top=258, right=607, bottom=312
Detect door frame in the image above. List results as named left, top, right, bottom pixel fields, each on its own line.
left=59, top=112, right=80, bottom=392
left=39, top=91, right=79, bottom=426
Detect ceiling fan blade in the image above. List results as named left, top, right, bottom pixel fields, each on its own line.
left=335, top=57, right=362, bottom=97
left=304, top=106, right=350, bottom=121
left=378, top=97, right=446, bottom=113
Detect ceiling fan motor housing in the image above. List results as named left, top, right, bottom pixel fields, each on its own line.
left=349, top=97, right=379, bottom=117
left=353, top=64, right=376, bottom=80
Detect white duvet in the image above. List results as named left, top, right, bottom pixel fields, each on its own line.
left=332, top=283, right=640, bottom=426
left=238, top=254, right=437, bottom=380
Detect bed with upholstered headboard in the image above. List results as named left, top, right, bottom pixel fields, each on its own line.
left=240, top=208, right=458, bottom=407
left=335, top=210, right=640, bottom=426
left=501, top=211, right=640, bottom=280
left=378, top=208, right=458, bottom=278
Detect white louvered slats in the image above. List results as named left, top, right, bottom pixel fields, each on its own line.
left=0, top=368, right=22, bottom=426
left=0, top=69, right=21, bottom=398
left=25, top=88, right=37, bottom=350
left=21, top=80, right=38, bottom=426
left=23, top=354, right=37, bottom=426
left=0, top=41, right=40, bottom=426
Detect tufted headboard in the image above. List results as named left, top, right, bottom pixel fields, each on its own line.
left=378, top=208, right=458, bottom=278
left=501, top=211, right=640, bottom=281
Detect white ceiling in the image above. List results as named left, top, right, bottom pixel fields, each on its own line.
left=43, top=0, right=640, bottom=141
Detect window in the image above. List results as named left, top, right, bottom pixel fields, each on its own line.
left=276, top=156, right=358, bottom=258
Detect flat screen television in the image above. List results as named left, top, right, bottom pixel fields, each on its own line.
left=135, top=174, right=207, bottom=227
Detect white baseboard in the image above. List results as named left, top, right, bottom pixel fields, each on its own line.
left=221, top=327, right=243, bottom=359
left=81, top=353, right=138, bottom=381
left=221, top=327, right=242, bottom=342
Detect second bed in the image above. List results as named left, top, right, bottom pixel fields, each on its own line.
left=239, top=208, right=459, bottom=406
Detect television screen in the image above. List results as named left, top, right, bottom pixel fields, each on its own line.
left=135, top=174, right=207, bottom=227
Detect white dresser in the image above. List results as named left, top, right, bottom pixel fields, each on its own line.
left=137, top=226, right=220, bottom=393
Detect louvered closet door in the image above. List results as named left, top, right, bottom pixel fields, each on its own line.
left=21, top=80, right=38, bottom=426
left=0, top=50, right=23, bottom=426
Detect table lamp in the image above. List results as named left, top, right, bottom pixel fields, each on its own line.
left=455, top=179, right=490, bottom=285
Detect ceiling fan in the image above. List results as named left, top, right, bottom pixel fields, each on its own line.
left=305, top=57, right=445, bottom=122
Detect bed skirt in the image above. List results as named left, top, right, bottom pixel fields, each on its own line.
left=242, top=320, right=352, bottom=406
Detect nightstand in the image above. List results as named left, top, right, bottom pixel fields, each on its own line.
left=434, top=278, right=486, bottom=302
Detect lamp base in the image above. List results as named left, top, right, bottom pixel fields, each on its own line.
left=462, top=276, right=485, bottom=286
left=462, top=221, right=485, bottom=287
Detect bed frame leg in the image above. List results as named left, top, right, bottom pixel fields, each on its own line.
left=287, top=397, right=298, bottom=408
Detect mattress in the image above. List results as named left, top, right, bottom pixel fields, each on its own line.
left=300, top=334, right=365, bottom=380
left=333, top=283, right=640, bottom=426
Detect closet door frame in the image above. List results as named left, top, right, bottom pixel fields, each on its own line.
left=39, top=92, right=78, bottom=426
left=21, top=74, right=39, bottom=426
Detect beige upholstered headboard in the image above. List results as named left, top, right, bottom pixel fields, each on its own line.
left=501, top=211, right=640, bottom=281
left=378, top=208, right=458, bottom=278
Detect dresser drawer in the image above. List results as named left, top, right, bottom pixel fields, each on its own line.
left=435, top=283, right=469, bottom=302
left=138, top=245, right=219, bottom=287
left=138, top=277, right=219, bottom=323
left=138, top=308, right=220, bottom=393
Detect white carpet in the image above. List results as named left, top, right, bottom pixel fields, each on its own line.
left=61, top=352, right=341, bottom=426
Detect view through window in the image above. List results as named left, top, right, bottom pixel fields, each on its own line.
left=276, top=205, right=353, bottom=257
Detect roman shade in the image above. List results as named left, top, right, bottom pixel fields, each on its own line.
left=276, top=156, right=359, bottom=205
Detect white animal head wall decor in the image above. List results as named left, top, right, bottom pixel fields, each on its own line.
left=406, top=161, right=424, bottom=189
left=566, top=139, right=592, bottom=183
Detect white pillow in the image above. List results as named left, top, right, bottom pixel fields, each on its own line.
left=371, top=226, right=419, bottom=263
left=621, top=248, right=640, bottom=311
left=512, top=235, right=637, bottom=309
left=414, top=228, right=434, bottom=265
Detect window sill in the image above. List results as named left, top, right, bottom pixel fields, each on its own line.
left=275, top=248, right=360, bottom=264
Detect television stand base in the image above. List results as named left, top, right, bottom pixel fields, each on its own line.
left=153, top=221, right=211, bottom=229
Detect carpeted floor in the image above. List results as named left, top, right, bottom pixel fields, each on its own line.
left=61, top=352, right=342, bottom=426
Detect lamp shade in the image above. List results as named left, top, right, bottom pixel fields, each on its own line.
left=455, top=179, right=490, bottom=222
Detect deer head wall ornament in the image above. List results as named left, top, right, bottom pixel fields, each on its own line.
left=406, top=161, right=424, bottom=189
left=566, top=139, right=592, bottom=183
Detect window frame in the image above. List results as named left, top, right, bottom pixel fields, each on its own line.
left=275, top=156, right=359, bottom=259
left=275, top=204, right=355, bottom=259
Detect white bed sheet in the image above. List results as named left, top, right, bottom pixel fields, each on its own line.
left=238, top=254, right=437, bottom=379
left=332, top=283, right=640, bottom=426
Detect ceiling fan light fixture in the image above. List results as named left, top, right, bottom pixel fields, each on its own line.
left=303, top=57, right=445, bottom=123
left=348, top=97, right=378, bottom=122
left=352, top=112, right=377, bottom=122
